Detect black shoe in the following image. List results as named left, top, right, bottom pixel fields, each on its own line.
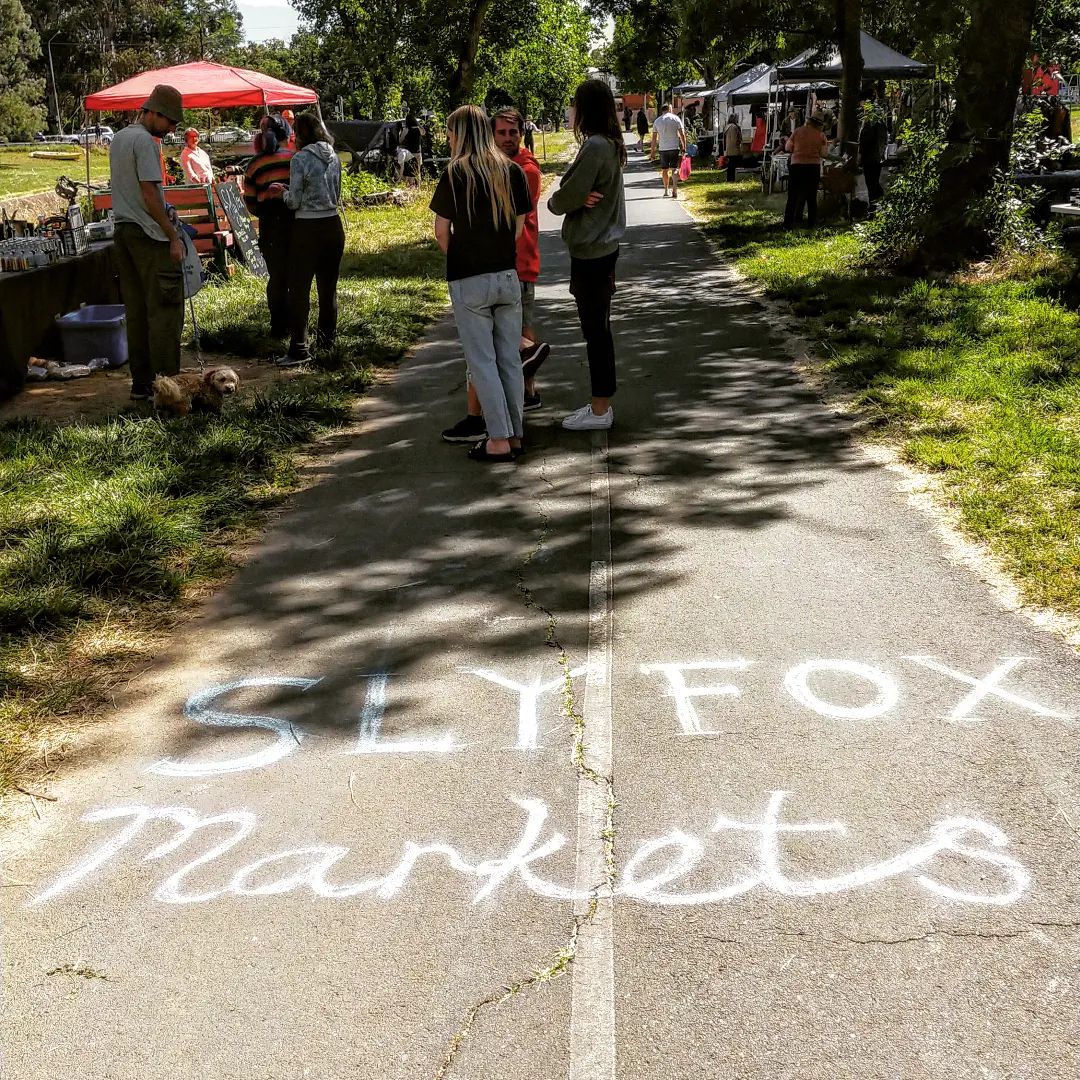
left=442, top=414, right=487, bottom=443
left=274, top=353, right=309, bottom=368
left=523, top=393, right=543, bottom=412
left=467, top=439, right=515, bottom=463
left=130, top=383, right=153, bottom=401
left=520, top=341, right=551, bottom=379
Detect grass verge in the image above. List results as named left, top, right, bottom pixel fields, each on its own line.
left=0, top=147, right=110, bottom=199
left=0, top=192, right=446, bottom=801
left=683, top=168, right=1080, bottom=619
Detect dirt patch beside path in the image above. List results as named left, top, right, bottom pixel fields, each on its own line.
left=0, top=350, right=293, bottom=425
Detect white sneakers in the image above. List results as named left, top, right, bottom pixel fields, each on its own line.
left=562, top=405, right=614, bottom=431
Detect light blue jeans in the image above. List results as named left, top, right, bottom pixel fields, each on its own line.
left=449, top=270, right=524, bottom=440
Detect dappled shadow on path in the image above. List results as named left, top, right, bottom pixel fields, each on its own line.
left=136, top=188, right=880, bottom=759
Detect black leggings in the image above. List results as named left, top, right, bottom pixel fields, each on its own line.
left=288, top=215, right=346, bottom=358
left=570, top=248, right=619, bottom=398
left=257, top=212, right=292, bottom=337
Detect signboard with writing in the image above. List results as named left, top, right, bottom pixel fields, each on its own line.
left=214, top=181, right=267, bottom=278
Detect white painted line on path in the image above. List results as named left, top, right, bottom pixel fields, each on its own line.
left=569, top=431, right=616, bottom=1080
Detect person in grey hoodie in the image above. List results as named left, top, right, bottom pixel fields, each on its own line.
left=547, top=78, right=627, bottom=431
left=268, top=112, right=344, bottom=366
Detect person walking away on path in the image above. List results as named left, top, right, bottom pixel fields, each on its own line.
left=784, top=108, right=829, bottom=229
left=651, top=102, right=686, bottom=198
left=179, top=128, right=213, bottom=185
left=396, top=112, right=423, bottom=183
left=723, top=114, right=742, bottom=181
left=244, top=114, right=294, bottom=340
left=441, top=107, right=550, bottom=444
left=858, top=102, right=888, bottom=209
left=547, top=78, right=626, bottom=432
left=623, top=105, right=633, bottom=132
left=431, top=105, right=532, bottom=463
left=635, top=108, right=649, bottom=153
left=109, top=84, right=185, bottom=402
left=523, top=118, right=537, bottom=153
left=268, top=113, right=344, bottom=367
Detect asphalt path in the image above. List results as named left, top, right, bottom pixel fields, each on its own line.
left=4, top=151, right=1080, bottom=1080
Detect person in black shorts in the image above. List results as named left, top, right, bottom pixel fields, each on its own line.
left=650, top=103, right=686, bottom=198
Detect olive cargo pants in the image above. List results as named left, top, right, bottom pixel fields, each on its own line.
left=112, top=222, right=184, bottom=387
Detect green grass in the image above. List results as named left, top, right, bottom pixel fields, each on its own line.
left=0, top=193, right=446, bottom=800
left=683, top=168, right=1080, bottom=618
left=0, top=147, right=110, bottom=198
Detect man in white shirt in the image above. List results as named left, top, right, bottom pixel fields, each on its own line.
left=650, top=102, right=687, bottom=198
left=179, top=128, right=213, bottom=185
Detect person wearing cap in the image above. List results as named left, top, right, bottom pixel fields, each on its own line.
left=108, top=83, right=185, bottom=401
left=783, top=108, right=829, bottom=230
left=179, top=128, right=213, bottom=185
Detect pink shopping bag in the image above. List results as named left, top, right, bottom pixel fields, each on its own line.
left=679, top=154, right=692, bottom=182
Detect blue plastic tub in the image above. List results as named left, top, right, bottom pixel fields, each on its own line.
left=55, top=304, right=128, bottom=368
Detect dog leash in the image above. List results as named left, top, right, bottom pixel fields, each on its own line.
left=188, top=295, right=204, bottom=372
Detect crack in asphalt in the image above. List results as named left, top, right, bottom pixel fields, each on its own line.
left=704, top=920, right=1080, bottom=949
left=434, top=461, right=617, bottom=1079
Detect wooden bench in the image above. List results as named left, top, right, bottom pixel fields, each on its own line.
left=92, top=184, right=236, bottom=272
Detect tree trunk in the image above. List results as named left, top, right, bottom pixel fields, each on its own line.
left=447, top=0, right=494, bottom=109
left=836, top=0, right=863, bottom=158
left=920, top=0, right=1036, bottom=265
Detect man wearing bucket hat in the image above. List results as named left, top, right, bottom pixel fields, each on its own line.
left=783, top=108, right=830, bottom=230
left=109, top=83, right=186, bottom=401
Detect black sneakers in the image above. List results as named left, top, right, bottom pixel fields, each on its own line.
left=520, top=341, right=551, bottom=379
left=523, top=393, right=543, bottom=412
left=129, top=383, right=153, bottom=401
left=442, top=414, right=487, bottom=443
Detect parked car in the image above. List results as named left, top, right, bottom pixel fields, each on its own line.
left=208, top=127, right=250, bottom=145
left=65, top=125, right=115, bottom=146
left=34, top=133, right=71, bottom=144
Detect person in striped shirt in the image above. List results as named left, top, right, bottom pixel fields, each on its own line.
left=244, top=114, right=294, bottom=338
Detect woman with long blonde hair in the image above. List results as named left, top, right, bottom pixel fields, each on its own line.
left=430, top=104, right=532, bottom=462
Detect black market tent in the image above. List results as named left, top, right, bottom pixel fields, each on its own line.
left=777, top=30, right=933, bottom=83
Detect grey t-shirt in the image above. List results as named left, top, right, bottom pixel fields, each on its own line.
left=109, top=123, right=167, bottom=241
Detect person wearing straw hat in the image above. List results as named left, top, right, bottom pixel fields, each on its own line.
left=783, top=107, right=829, bottom=230
left=109, top=83, right=186, bottom=401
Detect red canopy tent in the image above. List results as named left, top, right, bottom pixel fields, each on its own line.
left=84, top=61, right=318, bottom=112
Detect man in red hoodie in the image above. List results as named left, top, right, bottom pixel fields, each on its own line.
left=442, top=107, right=551, bottom=443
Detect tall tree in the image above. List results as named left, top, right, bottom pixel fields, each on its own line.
left=482, top=0, right=592, bottom=121
left=0, top=0, right=46, bottom=139
left=921, top=0, right=1038, bottom=263
left=836, top=0, right=863, bottom=155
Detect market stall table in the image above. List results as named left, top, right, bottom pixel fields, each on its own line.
left=0, top=240, right=119, bottom=400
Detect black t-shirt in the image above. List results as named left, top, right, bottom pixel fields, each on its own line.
left=429, top=163, right=531, bottom=281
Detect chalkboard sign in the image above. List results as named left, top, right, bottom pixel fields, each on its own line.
left=214, top=181, right=268, bottom=278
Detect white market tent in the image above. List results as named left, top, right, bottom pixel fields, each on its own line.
left=701, top=63, right=770, bottom=102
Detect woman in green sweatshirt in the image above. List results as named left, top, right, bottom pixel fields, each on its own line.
left=547, top=79, right=627, bottom=431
